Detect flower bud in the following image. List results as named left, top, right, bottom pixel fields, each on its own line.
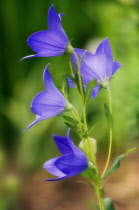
left=79, top=138, right=97, bottom=156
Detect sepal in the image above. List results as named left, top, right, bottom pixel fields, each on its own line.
left=81, top=162, right=98, bottom=183
left=60, top=74, right=70, bottom=98
left=85, top=79, right=97, bottom=103
left=104, top=103, right=113, bottom=126
left=75, top=73, right=85, bottom=97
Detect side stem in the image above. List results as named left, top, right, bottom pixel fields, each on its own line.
left=101, top=86, right=112, bottom=178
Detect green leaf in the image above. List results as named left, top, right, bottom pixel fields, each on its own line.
left=85, top=79, right=97, bottom=103
left=64, top=122, right=76, bottom=130
left=64, top=122, right=81, bottom=137
left=75, top=73, right=85, bottom=97
left=81, top=168, right=97, bottom=183
left=60, top=74, right=70, bottom=97
left=126, top=147, right=136, bottom=155
left=89, top=122, right=100, bottom=135
left=104, top=103, right=113, bottom=126
left=103, top=148, right=136, bottom=179
left=63, top=115, right=78, bottom=126
left=77, top=180, right=92, bottom=187
left=96, top=198, right=115, bottom=210
left=104, top=198, right=115, bottom=210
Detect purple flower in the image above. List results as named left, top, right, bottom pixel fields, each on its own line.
left=43, top=129, right=88, bottom=181
left=71, top=38, right=122, bottom=98
left=21, top=5, right=71, bottom=60
left=25, top=64, right=67, bottom=131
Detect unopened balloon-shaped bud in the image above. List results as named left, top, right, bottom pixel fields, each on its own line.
left=79, top=138, right=97, bottom=156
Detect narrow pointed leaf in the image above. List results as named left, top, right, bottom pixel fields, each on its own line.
left=63, top=116, right=78, bottom=126
left=64, top=122, right=77, bottom=130
left=104, top=103, right=113, bottom=126
left=60, top=74, right=70, bottom=97
left=81, top=168, right=97, bottom=183
left=89, top=122, right=100, bottom=135
left=85, top=79, right=97, bottom=103
left=103, top=148, right=136, bottom=179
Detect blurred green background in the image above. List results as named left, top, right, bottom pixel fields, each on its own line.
left=1, top=0, right=139, bottom=209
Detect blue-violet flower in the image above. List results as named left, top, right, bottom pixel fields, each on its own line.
left=71, top=38, right=122, bottom=98
left=43, top=129, right=88, bottom=181
left=25, top=64, right=67, bottom=131
left=21, top=5, right=72, bottom=60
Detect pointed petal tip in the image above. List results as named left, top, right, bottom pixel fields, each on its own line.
left=19, top=54, right=37, bottom=61
left=48, top=4, right=57, bottom=15
left=66, top=128, right=71, bottom=140
left=43, top=176, right=66, bottom=181
left=43, top=63, right=50, bottom=76
left=49, top=4, right=54, bottom=10
left=23, top=118, right=38, bottom=132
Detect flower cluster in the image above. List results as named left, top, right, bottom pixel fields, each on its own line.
left=21, top=5, right=121, bottom=181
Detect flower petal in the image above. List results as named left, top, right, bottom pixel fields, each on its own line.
left=26, top=30, right=66, bottom=57
left=55, top=153, right=88, bottom=177
left=24, top=65, right=66, bottom=131
left=43, top=65, right=64, bottom=100
left=73, top=49, right=100, bottom=82
left=20, top=5, right=69, bottom=60
left=94, top=38, right=113, bottom=80
left=48, top=5, right=69, bottom=44
left=53, top=135, right=73, bottom=155
left=43, top=157, right=66, bottom=177
left=91, top=85, right=102, bottom=99
left=112, top=61, right=122, bottom=75
left=68, top=77, right=75, bottom=88
left=43, top=129, right=88, bottom=181
left=66, top=129, right=89, bottom=161
left=31, top=90, right=65, bottom=115
left=24, top=106, right=63, bottom=132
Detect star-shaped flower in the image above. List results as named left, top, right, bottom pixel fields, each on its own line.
left=21, top=5, right=72, bottom=60
left=71, top=38, right=122, bottom=98
left=25, top=64, right=67, bottom=131
left=43, top=129, right=88, bottom=181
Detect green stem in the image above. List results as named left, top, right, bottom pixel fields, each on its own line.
left=69, top=51, right=105, bottom=209
left=73, top=51, right=95, bottom=161
left=68, top=54, right=74, bottom=78
left=71, top=107, right=83, bottom=138
left=101, top=86, right=112, bottom=178
left=96, top=186, right=105, bottom=210
left=73, top=51, right=85, bottom=103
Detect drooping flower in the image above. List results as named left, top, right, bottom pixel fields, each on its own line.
left=21, top=5, right=73, bottom=60
left=71, top=38, right=122, bottom=98
left=43, top=129, right=88, bottom=181
left=24, top=64, right=67, bottom=131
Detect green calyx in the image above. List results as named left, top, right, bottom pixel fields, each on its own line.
left=101, top=79, right=110, bottom=89
left=65, top=102, right=74, bottom=110
left=66, top=44, right=74, bottom=54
